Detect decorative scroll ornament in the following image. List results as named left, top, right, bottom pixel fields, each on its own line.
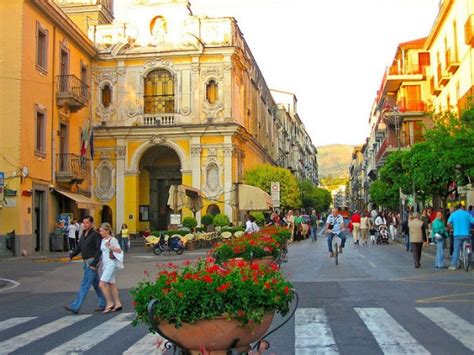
left=94, top=159, right=115, bottom=201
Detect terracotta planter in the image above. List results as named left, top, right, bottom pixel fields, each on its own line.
left=186, top=240, right=196, bottom=251
left=158, top=312, right=274, bottom=354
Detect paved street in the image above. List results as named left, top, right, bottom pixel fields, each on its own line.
left=0, top=235, right=473, bottom=354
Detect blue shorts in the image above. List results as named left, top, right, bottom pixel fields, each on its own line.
left=101, top=265, right=119, bottom=283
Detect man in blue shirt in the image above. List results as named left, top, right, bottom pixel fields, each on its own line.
left=447, top=205, right=474, bottom=270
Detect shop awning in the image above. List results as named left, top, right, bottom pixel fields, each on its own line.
left=167, top=185, right=203, bottom=212
left=237, top=184, right=273, bottom=211
left=55, top=190, right=103, bottom=210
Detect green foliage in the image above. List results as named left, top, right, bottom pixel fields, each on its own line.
left=201, top=214, right=214, bottom=227
left=369, top=180, right=399, bottom=211
left=299, top=180, right=332, bottom=212
left=151, top=230, right=188, bottom=237
left=250, top=211, right=265, bottom=225
left=213, top=213, right=230, bottom=227
left=243, top=164, right=301, bottom=209
left=131, top=259, right=294, bottom=329
left=182, top=216, right=198, bottom=229
left=221, top=226, right=245, bottom=234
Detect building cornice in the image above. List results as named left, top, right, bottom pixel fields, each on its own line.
left=29, top=0, right=96, bottom=57
left=424, top=0, right=454, bottom=49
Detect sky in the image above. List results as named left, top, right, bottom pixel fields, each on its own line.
left=115, top=0, right=441, bottom=147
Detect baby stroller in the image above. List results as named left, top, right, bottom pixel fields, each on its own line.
left=376, top=224, right=389, bottom=244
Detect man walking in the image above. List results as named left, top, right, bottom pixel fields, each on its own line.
left=447, top=205, right=474, bottom=270
left=65, top=216, right=105, bottom=314
left=310, top=209, right=318, bottom=242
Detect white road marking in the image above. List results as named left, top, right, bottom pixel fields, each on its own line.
left=295, top=308, right=339, bottom=354
left=354, top=308, right=429, bottom=355
left=417, top=307, right=474, bottom=351
left=0, top=278, right=20, bottom=292
left=123, top=333, right=167, bottom=355
left=46, top=312, right=133, bottom=355
left=0, top=317, right=37, bottom=332
left=369, top=261, right=376, bottom=268
left=0, top=315, right=90, bottom=354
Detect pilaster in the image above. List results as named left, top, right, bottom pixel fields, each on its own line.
left=223, top=136, right=233, bottom=218
left=190, top=137, right=202, bottom=223
left=115, top=141, right=126, bottom=232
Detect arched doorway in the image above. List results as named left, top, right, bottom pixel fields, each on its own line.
left=206, top=204, right=220, bottom=216
left=101, top=205, right=113, bottom=225
left=139, top=145, right=182, bottom=231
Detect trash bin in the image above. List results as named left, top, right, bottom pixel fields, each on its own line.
left=6, top=230, right=15, bottom=255
left=50, top=228, right=64, bottom=252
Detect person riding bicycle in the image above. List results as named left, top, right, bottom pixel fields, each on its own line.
left=325, top=207, right=346, bottom=257
left=447, top=204, right=474, bottom=270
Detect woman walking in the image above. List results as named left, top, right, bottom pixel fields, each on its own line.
left=98, top=223, right=123, bottom=313
left=360, top=212, right=370, bottom=245
left=119, top=223, right=129, bottom=252
left=431, top=211, right=447, bottom=269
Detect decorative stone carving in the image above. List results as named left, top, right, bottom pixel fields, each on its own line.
left=201, top=67, right=224, bottom=80
left=202, top=147, right=223, bottom=198
left=94, top=159, right=115, bottom=201
left=149, top=134, right=166, bottom=145
left=140, top=58, right=174, bottom=77
left=223, top=144, right=233, bottom=157
left=115, top=146, right=126, bottom=160
left=190, top=144, right=202, bottom=158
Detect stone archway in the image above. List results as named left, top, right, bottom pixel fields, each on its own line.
left=139, top=145, right=182, bottom=231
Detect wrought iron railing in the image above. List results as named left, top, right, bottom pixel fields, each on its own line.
left=56, top=153, right=89, bottom=181
left=56, top=74, right=89, bottom=102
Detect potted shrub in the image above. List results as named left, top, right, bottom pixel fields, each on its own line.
left=250, top=211, right=265, bottom=226
left=131, top=258, right=294, bottom=353
left=182, top=216, right=198, bottom=231
left=201, top=214, right=214, bottom=229
left=213, top=213, right=230, bottom=231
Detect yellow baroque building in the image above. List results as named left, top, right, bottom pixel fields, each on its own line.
left=89, top=0, right=278, bottom=233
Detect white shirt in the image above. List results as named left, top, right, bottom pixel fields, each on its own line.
left=67, top=223, right=77, bottom=239
left=245, top=220, right=259, bottom=233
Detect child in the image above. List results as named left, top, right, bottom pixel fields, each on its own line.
left=369, top=226, right=377, bottom=244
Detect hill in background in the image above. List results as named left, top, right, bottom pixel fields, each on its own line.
left=317, top=144, right=353, bottom=180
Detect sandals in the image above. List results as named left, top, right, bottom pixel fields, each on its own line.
left=102, top=306, right=115, bottom=314
left=112, top=306, right=123, bottom=312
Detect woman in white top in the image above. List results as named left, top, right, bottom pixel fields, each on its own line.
left=245, top=215, right=259, bottom=233
left=98, top=223, right=123, bottom=313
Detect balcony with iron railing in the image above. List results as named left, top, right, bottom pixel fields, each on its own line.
left=56, top=75, right=89, bottom=112
left=445, top=47, right=460, bottom=73
left=397, top=100, right=426, bottom=113
left=56, top=153, right=89, bottom=184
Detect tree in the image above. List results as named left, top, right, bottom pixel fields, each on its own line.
left=369, top=180, right=399, bottom=211
left=298, top=180, right=332, bottom=212
left=243, top=164, right=301, bottom=209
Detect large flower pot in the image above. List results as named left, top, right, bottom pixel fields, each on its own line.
left=158, top=313, right=274, bottom=354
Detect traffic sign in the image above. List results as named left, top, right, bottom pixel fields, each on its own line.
left=271, top=182, right=280, bottom=207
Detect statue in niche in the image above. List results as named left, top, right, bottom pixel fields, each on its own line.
left=150, top=15, right=168, bottom=44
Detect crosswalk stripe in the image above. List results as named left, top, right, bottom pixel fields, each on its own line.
left=123, top=333, right=167, bottom=355
left=417, top=307, right=474, bottom=352
left=0, top=315, right=90, bottom=355
left=295, top=308, right=339, bottom=354
left=354, top=308, right=429, bottom=355
left=0, top=317, right=37, bottom=332
left=46, top=312, right=133, bottom=355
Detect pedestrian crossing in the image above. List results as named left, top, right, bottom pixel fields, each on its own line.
left=0, top=307, right=472, bottom=354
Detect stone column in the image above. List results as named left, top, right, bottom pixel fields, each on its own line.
left=115, top=143, right=126, bottom=233
left=223, top=136, right=233, bottom=219
left=190, top=137, right=202, bottom=223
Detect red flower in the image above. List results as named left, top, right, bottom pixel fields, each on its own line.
left=217, top=282, right=231, bottom=292
left=250, top=263, right=260, bottom=271
left=270, top=263, right=279, bottom=271
left=284, top=286, right=289, bottom=295
left=202, top=274, right=213, bottom=283
left=264, top=282, right=271, bottom=289
left=183, top=260, right=192, bottom=266
left=206, top=256, right=215, bottom=263
left=178, top=291, right=184, bottom=298
left=237, top=310, right=246, bottom=317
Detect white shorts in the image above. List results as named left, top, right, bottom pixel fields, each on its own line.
left=101, top=265, right=119, bottom=283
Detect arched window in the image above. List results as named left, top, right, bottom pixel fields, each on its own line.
left=101, top=83, right=112, bottom=108
left=206, top=80, right=218, bottom=104
left=144, top=69, right=174, bottom=114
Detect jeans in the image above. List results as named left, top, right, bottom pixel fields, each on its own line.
left=435, top=239, right=445, bottom=267
left=450, top=236, right=468, bottom=267
left=310, top=225, right=318, bottom=241
left=121, top=237, right=129, bottom=252
left=404, top=234, right=411, bottom=251
left=70, top=260, right=105, bottom=312
left=327, top=232, right=346, bottom=253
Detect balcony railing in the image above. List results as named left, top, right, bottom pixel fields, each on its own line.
left=437, top=63, right=450, bottom=86
left=56, top=153, right=89, bottom=184
left=465, top=14, right=474, bottom=46
left=445, top=48, right=460, bottom=73
left=56, top=75, right=89, bottom=112
left=141, top=114, right=176, bottom=126
left=388, top=64, right=422, bottom=75
left=398, top=100, right=426, bottom=113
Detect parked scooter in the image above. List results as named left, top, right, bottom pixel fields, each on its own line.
left=152, top=234, right=185, bottom=255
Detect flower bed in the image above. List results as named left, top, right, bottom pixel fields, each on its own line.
left=131, top=258, right=294, bottom=330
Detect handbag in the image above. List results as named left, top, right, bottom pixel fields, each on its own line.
left=109, top=249, right=116, bottom=260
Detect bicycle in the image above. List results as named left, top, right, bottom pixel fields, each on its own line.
left=458, top=236, right=472, bottom=271
left=330, top=232, right=342, bottom=266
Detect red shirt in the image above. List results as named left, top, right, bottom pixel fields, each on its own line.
left=351, top=213, right=361, bottom=223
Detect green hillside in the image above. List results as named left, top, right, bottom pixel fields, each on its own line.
left=317, top=144, right=353, bottom=180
